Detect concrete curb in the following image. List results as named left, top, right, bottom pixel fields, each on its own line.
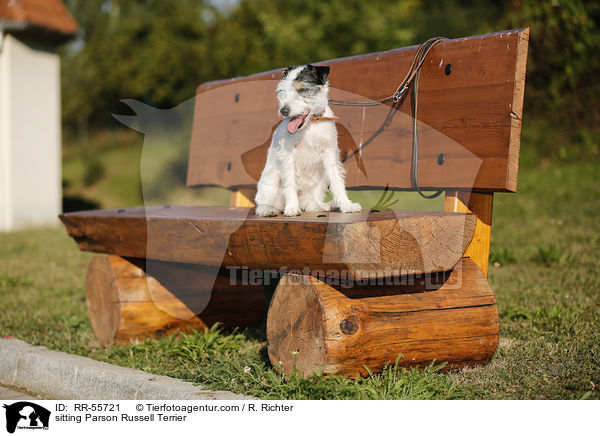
left=0, top=338, right=251, bottom=400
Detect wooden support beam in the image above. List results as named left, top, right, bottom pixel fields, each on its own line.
left=266, top=258, right=498, bottom=377
left=230, top=189, right=256, bottom=207
left=444, top=191, right=493, bottom=276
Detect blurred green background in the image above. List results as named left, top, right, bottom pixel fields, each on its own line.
left=60, top=0, right=600, bottom=209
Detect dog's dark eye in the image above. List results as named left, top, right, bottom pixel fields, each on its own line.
left=297, top=88, right=309, bottom=93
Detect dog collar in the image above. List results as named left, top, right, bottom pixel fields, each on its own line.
left=311, top=115, right=339, bottom=122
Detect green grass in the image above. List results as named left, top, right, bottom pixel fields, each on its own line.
left=1, top=155, right=599, bottom=399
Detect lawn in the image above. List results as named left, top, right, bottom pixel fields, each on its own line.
left=1, top=157, right=599, bottom=399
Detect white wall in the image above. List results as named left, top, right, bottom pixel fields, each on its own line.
left=0, top=33, right=62, bottom=231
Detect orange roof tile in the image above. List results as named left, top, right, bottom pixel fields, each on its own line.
left=0, top=0, right=78, bottom=36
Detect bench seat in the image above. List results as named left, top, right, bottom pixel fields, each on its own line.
left=60, top=205, right=475, bottom=279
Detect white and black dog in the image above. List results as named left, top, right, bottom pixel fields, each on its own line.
left=254, top=64, right=361, bottom=217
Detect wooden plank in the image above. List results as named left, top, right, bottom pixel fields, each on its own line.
left=444, top=191, right=493, bottom=276
left=187, top=28, right=528, bottom=192
left=507, top=28, right=529, bottom=190
left=267, top=258, right=498, bottom=377
left=60, top=205, right=476, bottom=279
left=86, top=255, right=266, bottom=344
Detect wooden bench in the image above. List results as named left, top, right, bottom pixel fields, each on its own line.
left=60, top=28, right=529, bottom=377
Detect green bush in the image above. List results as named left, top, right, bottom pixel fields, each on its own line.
left=505, top=0, right=600, bottom=159
left=83, top=156, right=105, bottom=186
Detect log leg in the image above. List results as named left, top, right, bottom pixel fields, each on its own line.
left=266, top=259, right=498, bottom=377
left=86, top=255, right=267, bottom=344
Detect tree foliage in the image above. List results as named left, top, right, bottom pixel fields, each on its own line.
left=505, top=0, right=600, bottom=126
left=62, top=0, right=211, bottom=127
left=61, top=0, right=599, bottom=154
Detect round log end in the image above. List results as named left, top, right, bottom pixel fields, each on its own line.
left=86, top=255, right=121, bottom=344
left=266, top=274, right=327, bottom=376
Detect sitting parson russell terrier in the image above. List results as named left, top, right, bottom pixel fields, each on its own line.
left=254, top=64, right=361, bottom=217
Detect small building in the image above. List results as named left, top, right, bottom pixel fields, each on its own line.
left=0, top=0, right=77, bottom=231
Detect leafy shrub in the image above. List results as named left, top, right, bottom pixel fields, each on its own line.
left=83, top=156, right=105, bottom=186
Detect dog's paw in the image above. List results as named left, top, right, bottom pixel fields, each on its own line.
left=255, top=205, right=280, bottom=217
left=283, top=206, right=301, bottom=216
left=339, top=201, right=362, bottom=213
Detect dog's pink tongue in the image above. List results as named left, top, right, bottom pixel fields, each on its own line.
left=287, top=116, right=303, bottom=134
left=287, top=109, right=310, bottom=134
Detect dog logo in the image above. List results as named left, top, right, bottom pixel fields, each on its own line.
left=2, top=402, right=50, bottom=433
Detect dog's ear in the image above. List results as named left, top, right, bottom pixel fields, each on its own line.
left=313, top=65, right=330, bottom=84
left=281, top=65, right=294, bottom=80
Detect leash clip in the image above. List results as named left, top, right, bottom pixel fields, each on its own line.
left=393, top=85, right=409, bottom=103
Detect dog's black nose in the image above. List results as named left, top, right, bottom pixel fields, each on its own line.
left=280, top=107, right=290, bottom=117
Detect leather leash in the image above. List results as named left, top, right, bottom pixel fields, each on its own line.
left=327, top=37, right=448, bottom=199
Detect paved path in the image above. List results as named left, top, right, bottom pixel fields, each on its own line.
left=0, top=384, right=39, bottom=400
left=0, top=338, right=250, bottom=400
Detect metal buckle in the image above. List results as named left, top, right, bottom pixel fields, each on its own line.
left=393, top=85, right=408, bottom=103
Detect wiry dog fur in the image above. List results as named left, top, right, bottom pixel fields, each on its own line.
left=254, top=64, right=361, bottom=217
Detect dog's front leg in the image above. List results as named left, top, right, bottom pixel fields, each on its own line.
left=324, top=149, right=361, bottom=213
left=280, top=153, right=301, bottom=216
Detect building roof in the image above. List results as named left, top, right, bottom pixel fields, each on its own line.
left=0, top=0, right=78, bottom=40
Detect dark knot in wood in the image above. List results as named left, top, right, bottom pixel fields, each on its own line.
left=340, top=315, right=359, bottom=335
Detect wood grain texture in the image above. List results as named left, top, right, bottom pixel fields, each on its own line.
left=61, top=206, right=476, bottom=279
left=444, top=191, right=493, bottom=276
left=187, top=29, right=529, bottom=192
left=266, top=258, right=498, bottom=377
left=507, top=28, right=529, bottom=190
left=86, top=255, right=266, bottom=344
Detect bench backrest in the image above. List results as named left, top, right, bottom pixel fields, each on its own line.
left=187, top=28, right=528, bottom=193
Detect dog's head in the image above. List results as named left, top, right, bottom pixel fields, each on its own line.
left=276, top=64, right=330, bottom=133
